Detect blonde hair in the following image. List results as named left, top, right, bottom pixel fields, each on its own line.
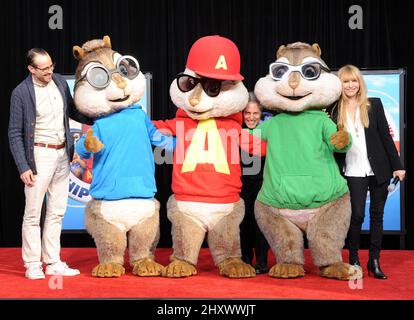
left=337, top=64, right=370, bottom=129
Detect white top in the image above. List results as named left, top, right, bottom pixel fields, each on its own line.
left=33, top=79, right=66, bottom=144
left=344, top=106, right=374, bottom=177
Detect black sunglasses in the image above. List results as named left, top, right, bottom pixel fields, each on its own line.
left=176, top=74, right=230, bottom=97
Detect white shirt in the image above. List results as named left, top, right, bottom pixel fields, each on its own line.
left=33, top=79, right=66, bottom=144
left=344, top=107, right=374, bottom=177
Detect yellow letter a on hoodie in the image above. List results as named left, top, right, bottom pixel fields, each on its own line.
left=181, top=119, right=230, bottom=174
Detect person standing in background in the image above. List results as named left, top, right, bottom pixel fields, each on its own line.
left=240, top=92, right=270, bottom=274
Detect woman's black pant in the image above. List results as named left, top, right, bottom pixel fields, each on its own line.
left=346, top=176, right=389, bottom=260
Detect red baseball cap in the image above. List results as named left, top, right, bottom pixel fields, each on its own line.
left=186, top=35, right=244, bottom=80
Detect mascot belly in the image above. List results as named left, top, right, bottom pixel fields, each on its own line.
left=254, top=42, right=361, bottom=280
left=73, top=36, right=172, bottom=278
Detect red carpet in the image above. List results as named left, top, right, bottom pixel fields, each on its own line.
left=1, top=248, right=413, bottom=299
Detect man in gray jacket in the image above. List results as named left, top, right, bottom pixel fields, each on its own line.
left=8, top=48, right=92, bottom=279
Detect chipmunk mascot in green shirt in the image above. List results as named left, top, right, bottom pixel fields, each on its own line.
left=253, top=42, right=361, bottom=281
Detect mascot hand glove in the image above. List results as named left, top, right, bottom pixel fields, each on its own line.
left=84, top=128, right=104, bottom=153
left=330, top=124, right=350, bottom=150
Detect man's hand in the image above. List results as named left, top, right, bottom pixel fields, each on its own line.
left=20, top=169, right=36, bottom=187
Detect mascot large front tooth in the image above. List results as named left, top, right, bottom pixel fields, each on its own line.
left=154, top=35, right=264, bottom=278
left=254, top=42, right=361, bottom=281
left=73, top=36, right=173, bottom=278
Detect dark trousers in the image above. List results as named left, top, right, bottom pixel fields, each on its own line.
left=240, top=178, right=269, bottom=267
left=346, top=176, right=389, bottom=260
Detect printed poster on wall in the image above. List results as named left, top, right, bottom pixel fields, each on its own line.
left=362, top=70, right=405, bottom=231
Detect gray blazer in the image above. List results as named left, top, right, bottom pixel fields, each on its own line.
left=8, top=73, right=92, bottom=175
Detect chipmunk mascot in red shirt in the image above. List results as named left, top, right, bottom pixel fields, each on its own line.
left=154, top=35, right=264, bottom=278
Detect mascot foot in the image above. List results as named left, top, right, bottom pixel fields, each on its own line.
left=218, top=257, right=256, bottom=278
left=320, top=262, right=362, bottom=280
left=91, top=263, right=125, bottom=278
left=131, top=258, right=165, bottom=277
left=162, top=257, right=197, bottom=278
left=268, top=264, right=305, bottom=278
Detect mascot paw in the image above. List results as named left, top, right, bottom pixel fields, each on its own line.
left=218, top=257, right=256, bottom=278
left=330, top=129, right=349, bottom=150
left=91, top=263, right=125, bottom=278
left=268, top=264, right=305, bottom=278
left=131, top=258, right=165, bottom=277
left=84, top=128, right=104, bottom=153
left=162, top=257, right=197, bottom=278
left=320, top=262, right=362, bottom=280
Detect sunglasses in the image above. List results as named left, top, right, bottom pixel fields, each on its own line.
left=76, top=55, right=139, bottom=89
left=176, top=74, right=234, bottom=97
left=269, top=61, right=331, bottom=81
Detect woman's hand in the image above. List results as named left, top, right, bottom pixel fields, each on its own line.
left=393, top=170, right=406, bottom=181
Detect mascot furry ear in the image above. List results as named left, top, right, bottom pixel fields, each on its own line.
left=73, top=36, right=171, bottom=278
left=253, top=42, right=361, bottom=281
left=276, top=44, right=286, bottom=58
left=311, top=43, right=322, bottom=56
left=72, top=46, right=85, bottom=60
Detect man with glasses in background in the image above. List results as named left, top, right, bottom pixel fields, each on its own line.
left=8, top=48, right=92, bottom=279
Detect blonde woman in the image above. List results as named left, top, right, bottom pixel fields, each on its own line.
left=327, top=65, right=405, bottom=279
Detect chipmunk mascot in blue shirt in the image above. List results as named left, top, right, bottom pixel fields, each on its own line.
left=73, top=36, right=173, bottom=278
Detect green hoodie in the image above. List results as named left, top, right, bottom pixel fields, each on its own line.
left=253, top=110, right=351, bottom=209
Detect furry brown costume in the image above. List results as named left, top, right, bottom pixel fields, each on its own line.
left=73, top=36, right=166, bottom=277
left=153, top=35, right=263, bottom=278
left=253, top=42, right=361, bottom=280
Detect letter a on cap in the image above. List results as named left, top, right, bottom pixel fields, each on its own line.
left=215, top=55, right=228, bottom=70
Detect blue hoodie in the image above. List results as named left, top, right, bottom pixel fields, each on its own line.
left=76, top=104, right=174, bottom=200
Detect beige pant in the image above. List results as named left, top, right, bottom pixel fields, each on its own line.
left=22, top=146, right=69, bottom=267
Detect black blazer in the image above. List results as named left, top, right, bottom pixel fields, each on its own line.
left=326, top=97, right=403, bottom=184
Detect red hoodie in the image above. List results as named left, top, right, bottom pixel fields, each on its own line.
left=153, top=109, right=265, bottom=203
